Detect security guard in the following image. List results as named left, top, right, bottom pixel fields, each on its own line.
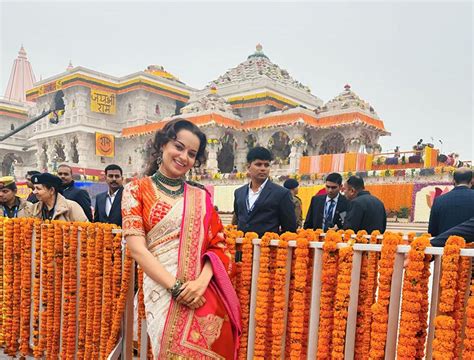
left=27, top=173, right=88, bottom=222
left=0, top=176, right=29, bottom=218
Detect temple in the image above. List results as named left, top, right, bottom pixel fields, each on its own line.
left=0, top=44, right=388, bottom=178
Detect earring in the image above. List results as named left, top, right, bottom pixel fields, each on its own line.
left=156, top=155, right=163, bottom=166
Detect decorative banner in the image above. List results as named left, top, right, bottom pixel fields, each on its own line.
left=413, top=183, right=452, bottom=222
left=95, top=133, right=115, bottom=157
left=90, top=89, right=116, bottom=114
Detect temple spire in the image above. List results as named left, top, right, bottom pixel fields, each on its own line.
left=4, top=45, right=36, bottom=103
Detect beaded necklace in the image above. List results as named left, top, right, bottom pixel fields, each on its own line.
left=151, top=171, right=184, bottom=198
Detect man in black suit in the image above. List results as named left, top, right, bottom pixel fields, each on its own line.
left=57, top=164, right=93, bottom=221
left=343, top=175, right=387, bottom=233
left=94, top=164, right=124, bottom=226
left=233, top=147, right=296, bottom=237
left=304, top=172, right=349, bottom=231
left=428, top=168, right=474, bottom=237
left=432, top=217, right=474, bottom=246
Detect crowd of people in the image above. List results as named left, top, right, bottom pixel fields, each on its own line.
left=0, top=117, right=472, bottom=358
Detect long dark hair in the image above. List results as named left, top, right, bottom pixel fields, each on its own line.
left=144, top=118, right=207, bottom=176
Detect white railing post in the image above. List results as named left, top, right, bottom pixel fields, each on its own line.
left=426, top=254, right=442, bottom=359
left=280, top=244, right=294, bottom=358
left=246, top=239, right=261, bottom=360
left=344, top=250, right=363, bottom=359
left=306, top=246, right=323, bottom=360
left=384, top=251, right=406, bottom=359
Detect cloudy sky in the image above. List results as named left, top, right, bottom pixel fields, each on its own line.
left=1, top=1, right=472, bottom=160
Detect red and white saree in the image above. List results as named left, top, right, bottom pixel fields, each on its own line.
left=122, top=178, right=241, bottom=359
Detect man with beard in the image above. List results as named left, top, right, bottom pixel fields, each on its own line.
left=93, top=164, right=124, bottom=226
left=57, top=164, right=93, bottom=221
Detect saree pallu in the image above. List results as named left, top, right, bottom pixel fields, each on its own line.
left=122, top=179, right=241, bottom=359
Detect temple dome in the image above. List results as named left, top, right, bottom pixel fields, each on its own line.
left=210, top=44, right=311, bottom=92
left=145, top=65, right=184, bottom=84
left=181, top=86, right=235, bottom=115
left=4, top=45, right=36, bottom=103
left=318, top=84, right=378, bottom=118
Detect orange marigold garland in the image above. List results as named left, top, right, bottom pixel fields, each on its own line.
left=99, top=225, right=114, bottom=358
left=353, top=230, right=368, bottom=360
left=433, top=236, right=466, bottom=359
left=45, top=223, right=56, bottom=357
left=92, top=224, right=104, bottom=359
left=238, top=231, right=256, bottom=360
left=3, top=218, right=13, bottom=354
left=368, top=232, right=400, bottom=360
left=253, top=232, right=274, bottom=359
left=265, top=244, right=277, bottom=355
left=396, top=235, right=431, bottom=359
left=85, top=224, right=97, bottom=357
left=270, top=232, right=291, bottom=358
left=317, top=230, right=340, bottom=359
left=416, top=235, right=432, bottom=359
left=288, top=236, right=309, bottom=359
left=433, top=315, right=457, bottom=359
left=463, top=280, right=474, bottom=357
left=61, top=224, right=71, bottom=359
left=31, top=220, right=42, bottom=356
left=51, top=221, right=64, bottom=358
left=439, top=236, right=465, bottom=313
left=77, top=223, right=90, bottom=360
left=106, top=248, right=133, bottom=355
left=9, top=218, right=22, bottom=354
left=0, top=217, right=4, bottom=345
left=453, top=255, right=471, bottom=356
left=331, top=240, right=354, bottom=359
left=19, top=219, right=33, bottom=357
left=67, top=223, right=79, bottom=359
left=111, top=230, right=122, bottom=320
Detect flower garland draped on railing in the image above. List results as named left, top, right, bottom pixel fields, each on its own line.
left=0, top=218, right=132, bottom=360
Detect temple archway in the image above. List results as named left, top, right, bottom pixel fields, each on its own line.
left=269, top=131, right=291, bottom=163
left=319, top=132, right=347, bottom=154
left=217, top=132, right=235, bottom=173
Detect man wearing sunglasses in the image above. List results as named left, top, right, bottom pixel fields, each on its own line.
left=304, top=172, right=349, bottom=231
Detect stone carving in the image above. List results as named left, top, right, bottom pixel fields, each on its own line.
left=209, top=45, right=311, bottom=92
left=320, top=84, right=379, bottom=118
left=181, top=88, right=234, bottom=115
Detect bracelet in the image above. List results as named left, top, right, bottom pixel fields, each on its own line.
left=168, top=279, right=183, bottom=299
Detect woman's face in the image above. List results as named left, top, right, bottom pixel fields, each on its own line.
left=160, top=129, right=201, bottom=178
left=33, top=184, right=55, bottom=202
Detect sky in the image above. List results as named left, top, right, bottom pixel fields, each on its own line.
left=1, top=1, right=472, bottom=160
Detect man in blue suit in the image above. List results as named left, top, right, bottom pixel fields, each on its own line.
left=428, top=168, right=474, bottom=237
left=93, top=164, right=124, bottom=226
left=233, top=147, right=296, bottom=237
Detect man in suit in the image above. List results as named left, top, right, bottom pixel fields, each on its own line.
left=432, top=217, right=474, bottom=246
left=304, top=172, right=349, bottom=231
left=283, top=179, right=303, bottom=228
left=428, top=168, right=474, bottom=237
left=343, top=175, right=387, bottom=233
left=94, top=164, right=124, bottom=226
left=57, top=164, right=93, bottom=221
left=233, top=147, right=296, bottom=237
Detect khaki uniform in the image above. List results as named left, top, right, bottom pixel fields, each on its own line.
left=292, top=195, right=303, bottom=228
left=0, top=197, right=30, bottom=218
left=26, top=193, right=88, bottom=222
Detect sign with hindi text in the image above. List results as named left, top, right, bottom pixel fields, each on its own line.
left=95, top=133, right=115, bottom=157
left=90, top=89, right=116, bottom=114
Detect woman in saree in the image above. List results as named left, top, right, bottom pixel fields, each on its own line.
left=122, top=119, right=241, bottom=359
